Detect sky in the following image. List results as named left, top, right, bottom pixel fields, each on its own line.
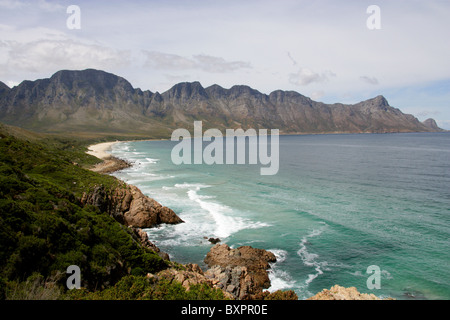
left=1, top=0, right=450, bottom=129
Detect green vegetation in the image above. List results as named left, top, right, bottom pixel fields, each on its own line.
left=0, top=126, right=174, bottom=299
left=65, top=275, right=226, bottom=300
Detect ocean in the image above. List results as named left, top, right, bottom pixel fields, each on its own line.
left=110, top=132, right=450, bottom=300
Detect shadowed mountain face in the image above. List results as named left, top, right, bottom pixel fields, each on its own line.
left=0, top=69, right=442, bottom=136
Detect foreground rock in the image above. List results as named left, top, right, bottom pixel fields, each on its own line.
left=307, top=285, right=393, bottom=300
left=131, top=227, right=170, bottom=261
left=204, top=244, right=277, bottom=299
left=90, top=156, right=131, bottom=174
left=81, top=184, right=184, bottom=228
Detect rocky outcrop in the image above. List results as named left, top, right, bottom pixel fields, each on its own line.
left=307, top=285, right=393, bottom=300
left=131, top=227, right=170, bottom=261
left=81, top=184, right=184, bottom=228
left=204, top=265, right=255, bottom=299
left=150, top=244, right=297, bottom=300
left=154, top=263, right=238, bottom=299
left=204, top=244, right=277, bottom=299
left=90, top=156, right=132, bottom=174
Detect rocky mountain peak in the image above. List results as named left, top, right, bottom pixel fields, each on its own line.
left=356, top=94, right=391, bottom=112
left=49, top=69, right=135, bottom=94
left=205, top=84, right=228, bottom=98
left=228, top=85, right=263, bottom=99
left=422, top=118, right=442, bottom=131
left=163, top=81, right=208, bottom=101
left=268, top=89, right=309, bottom=104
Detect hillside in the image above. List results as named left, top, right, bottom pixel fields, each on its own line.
left=0, top=69, right=442, bottom=137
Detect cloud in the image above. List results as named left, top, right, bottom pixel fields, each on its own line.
left=289, top=67, right=336, bottom=86
left=0, top=0, right=63, bottom=11
left=0, top=0, right=24, bottom=9
left=310, top=91, right=325, bottom=101
left=360, top=76, right=379, bottom=85
left=143, top=51, right=251, bottom=73
left=1, top=39, right=131, bottom=75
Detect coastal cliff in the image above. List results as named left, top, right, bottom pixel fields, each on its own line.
left=80, top=184, right=184, bottom=228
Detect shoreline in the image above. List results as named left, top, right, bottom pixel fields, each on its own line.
left=87, top=141, right=132, bottom=174
left=86, top=141, right=120, bottom=160
left=86, top=139, right=165, bottom=174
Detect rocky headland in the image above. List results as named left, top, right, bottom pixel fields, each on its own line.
left=80, top=184, right=184, bottom=229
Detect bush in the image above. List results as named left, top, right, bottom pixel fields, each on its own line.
left=64, top=275, right=226, bottom=300
left=0, top=134, right=168, bottom=296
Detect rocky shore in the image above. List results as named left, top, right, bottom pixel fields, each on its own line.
left=85, top=142, right=388, bottom=300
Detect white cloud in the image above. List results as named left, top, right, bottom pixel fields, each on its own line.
left=360, top=76, right=379, bottom=85
left=0, top=0, right=24, bottom=9
left=310, top=91, right=326, bottom=101
left=289, top=68, right=336, bottom=86
left=6, top=80, right=19, bottom=88
left=0, top=0, right=63, bottom=11
left=1, top=39, right=131, bottom=75
left=1, top=0, right=450, bottom=125
left=143, top=51, right=251, bottom=73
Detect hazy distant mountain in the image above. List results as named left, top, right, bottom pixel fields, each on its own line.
left=422, top=118, right=444, bottom=131
left=0, top=69, right=442, bottom=137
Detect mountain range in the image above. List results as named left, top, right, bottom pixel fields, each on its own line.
left=0, top=69, right=443, bottom=137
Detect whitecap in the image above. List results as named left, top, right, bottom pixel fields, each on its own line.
left=297, top=224, right=329, bottom=286
left=266, top=249, right=296, bottom=292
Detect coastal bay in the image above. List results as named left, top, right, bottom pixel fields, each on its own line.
left=108, top=133, right=450, bottom=300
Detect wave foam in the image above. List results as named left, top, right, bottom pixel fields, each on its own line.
left=297, top=224, right=328, bottom=286
left=267, top=249, right=296, bottom=292
left=181, top=183, right=269, bottom=239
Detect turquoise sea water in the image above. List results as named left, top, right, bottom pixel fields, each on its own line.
left=111, top=133, right=450, bottom=300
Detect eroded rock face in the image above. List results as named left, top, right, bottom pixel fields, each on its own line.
left=204, top=265, right=255, bottom=300
left=204, top=244, right=277, bottom=299
left=131, top=227, right=170, bottom=261
left=81, top=184, right=184, bottom=228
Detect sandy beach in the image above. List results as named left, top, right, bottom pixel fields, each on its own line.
left=86, top=141, right=133, bottom=173
left=86, top=141, right=119, bottom=160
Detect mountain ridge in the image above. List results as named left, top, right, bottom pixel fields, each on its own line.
left=0, top=68, right=443, bottom=137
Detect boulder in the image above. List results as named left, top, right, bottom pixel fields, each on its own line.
left=204, top=244, right=276, bottom=299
